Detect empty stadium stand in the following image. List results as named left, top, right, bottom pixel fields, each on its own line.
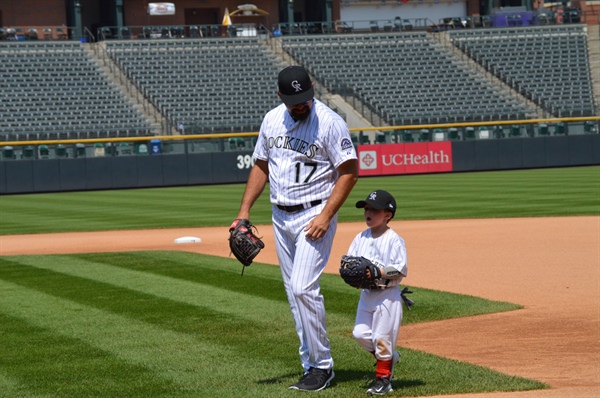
left=281, top=32, right=537, bottom=125
left=1, top=25, right=597, bottom=146
left=449, top=25, right=596, bottom=117
left=103, top=38, right=285, bottom=134
left=0, top=41, right=154, bottom=140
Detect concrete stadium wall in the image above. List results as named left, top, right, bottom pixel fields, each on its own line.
left=0, top=135, right=598, bottom=195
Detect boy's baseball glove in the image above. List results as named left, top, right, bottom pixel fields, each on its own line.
left=339, top=255, right=381, bottom=289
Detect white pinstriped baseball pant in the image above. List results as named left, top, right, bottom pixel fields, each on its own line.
left=272, top=202, right=336, bottom=372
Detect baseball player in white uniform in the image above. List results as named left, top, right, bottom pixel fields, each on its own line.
left=233, top=66, right=358, bottom=391
left=347, top=190, right=407, bottom=395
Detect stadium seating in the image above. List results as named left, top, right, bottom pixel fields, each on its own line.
left=449, top=25, right=596, bottom=117
left=0, top=41, right=154, bottom=139
left=281, top=32, right=535, bottom=125
left=1, top=26, right=596, bottom=145
left=104, top=38, right=284, bottom=134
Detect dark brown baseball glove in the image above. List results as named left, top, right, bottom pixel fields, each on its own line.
left=339, top=255, right=382, bottom=289
left=228, top=219, right=264, bottom=272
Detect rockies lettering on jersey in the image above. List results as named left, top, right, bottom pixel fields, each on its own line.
left=266, top=136, right=318, bottom=159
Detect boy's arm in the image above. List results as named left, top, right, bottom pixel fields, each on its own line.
left=381, top=266, right=405, bottom=279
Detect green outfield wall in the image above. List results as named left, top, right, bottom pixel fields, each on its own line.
left=1, top=133, right=599, bottom=194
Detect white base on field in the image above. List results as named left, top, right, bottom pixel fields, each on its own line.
left=174, top=236, right=201, bottom=244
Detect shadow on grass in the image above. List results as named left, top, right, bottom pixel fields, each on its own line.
left=256, top=372, right=299, bottom=385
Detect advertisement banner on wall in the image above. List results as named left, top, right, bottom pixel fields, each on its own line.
left=357, top=142, right=453, bottom=176
left=147, top=3, right=176, bottom=15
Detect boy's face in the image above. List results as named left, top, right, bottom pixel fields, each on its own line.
left=363, top=204, right=392, bottom=228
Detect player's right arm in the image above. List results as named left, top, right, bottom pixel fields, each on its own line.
left=236, top=159, right=269, bottom=220
left=304, top=158, right=358, bottom=240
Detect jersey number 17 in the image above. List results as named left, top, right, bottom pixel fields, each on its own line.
left=295, top=162, right=317, bottom=183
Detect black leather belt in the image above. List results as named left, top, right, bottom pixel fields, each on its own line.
left=276, top=200, right=322, bottom=213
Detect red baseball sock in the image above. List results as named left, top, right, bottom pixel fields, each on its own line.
left=375, top=359, right=393, bottom=379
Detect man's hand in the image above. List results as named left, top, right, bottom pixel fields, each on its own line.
left=304, top=213, right=331, bottom=240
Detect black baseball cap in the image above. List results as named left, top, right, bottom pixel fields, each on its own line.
left=356, top=190, right=397, bottom=217
left=278, top=66, right=314, bottom=106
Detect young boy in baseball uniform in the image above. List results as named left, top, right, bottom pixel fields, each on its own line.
left=347, top=190, right=408, bottom=395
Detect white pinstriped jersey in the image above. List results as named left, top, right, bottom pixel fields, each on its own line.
left=253, top=99, right=357, bottom=207
left=348, top=228, right=408, bottom=288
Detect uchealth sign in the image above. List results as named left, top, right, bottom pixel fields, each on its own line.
left=358, top=142, right=453, bottom=176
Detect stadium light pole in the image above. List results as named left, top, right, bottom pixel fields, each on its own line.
left=288, top=0, right=295, bottom=22
left=325, top=0, right=333, bottom=24
left=74, top=1, right=82, bottom=39
left=115, top=0, right=124, bottom=29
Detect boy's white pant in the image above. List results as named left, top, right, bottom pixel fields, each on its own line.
left=353, top=286, right=403, bottom=361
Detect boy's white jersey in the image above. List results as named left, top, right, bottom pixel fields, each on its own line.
left=348, top=228, right=407, bottom=288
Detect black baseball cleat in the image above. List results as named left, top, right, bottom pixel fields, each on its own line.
left=366, top=377, right=393, bottom=395
left=289, top=367, right=335, bottom=391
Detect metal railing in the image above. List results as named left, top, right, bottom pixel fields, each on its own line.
left=2, top=117, right=598, bottom=161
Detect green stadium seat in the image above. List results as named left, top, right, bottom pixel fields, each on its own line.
left=419, top=129, right=430, bottom=142
left=465, top=127, right=476, bottom=140
left=55, top=144, right=68, bottom=158
left=2, top=146, right=15, bottom=160
left=375, top=132, right=387, bottom=144
left=493, top=126, right=505, bottom=139
left=509, top=125, right=522, bottom=137
left=402, top=131, right=414, bottom=143
left=228, top=137, right=245, bottom=150
left=22, top=145, right=35, bottom=159
left=584, top=121, right=597, bottom=134
left=38, top=145, right=50, bottom=158
left=359, top=132, right=370, bottom=145
left=388, top=130, right=400, bottom=143
left=538, top=123, right=549, bottom=136
left=135, top=143, right=149, bottom=155
left=119, top=142, right=133, bottom=155
left=448, top=128, right=460, bottom=140
left=478, top=126, right=490, bottom=139
left=94, top=143, right=105, bottom=157
left=74, top=143, right=86, bottom=158
left=105, top=143, right=118, bottom=156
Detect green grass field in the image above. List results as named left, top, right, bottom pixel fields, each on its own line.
left=0, top=166, right=598, bottom=235
left=1, top=166, right=598, bottom=397
left=0, top=252, right=540, bottom=398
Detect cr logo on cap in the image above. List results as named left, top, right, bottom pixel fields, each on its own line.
left=291, top=80, right=303, bottom=92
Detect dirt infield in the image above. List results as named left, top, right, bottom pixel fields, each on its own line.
left=1, top=216, right=598, bottom=397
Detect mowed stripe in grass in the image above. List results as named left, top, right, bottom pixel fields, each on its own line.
left=0, top=281, right=290, bottom=398
left=0, top=185, right=244, bottom=235
left=0, top=311, right=182, bottom=398
left=0, top=252, right=545, bottom=397
left=0, top=265, right=303, bottom=397
left=12, top=252, right=291, bottom=323
left=1, top=167, right=598, bottom=235
left=347, top=166, right=600, bottom=220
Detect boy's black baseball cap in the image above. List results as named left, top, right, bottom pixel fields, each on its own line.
left=356, top=190, right=397, bottom=217
left=278, top=66, right=314, bottom=106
